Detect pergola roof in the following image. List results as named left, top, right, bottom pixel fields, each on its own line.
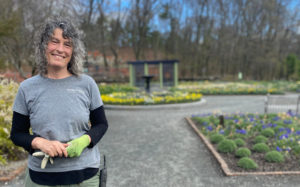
left=127, top=59, right=179, bottom=65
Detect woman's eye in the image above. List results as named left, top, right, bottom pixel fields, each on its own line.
left=65, top=43, right=72, bottom=47
left=51, top=40, right=59, bottom=44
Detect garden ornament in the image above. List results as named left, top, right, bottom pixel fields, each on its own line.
left=32, top=151, right=54, bottom=169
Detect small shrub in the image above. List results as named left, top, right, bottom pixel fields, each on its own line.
left=217, top=139, right=237, bottom=153
left=0, top=80, right=26, bottom=164
left=274, top=125, right=284, bottom=133
left=234, top=138, right=246, bottom=147
left=265, top=151, right=284, bottom=163
left=235, top=148, right=251, bottom=158
left=252, top=143, right=270, bottom=153
left=253, top=135, right=268, bottom=144
left=293, top=145, right=300, bottom=156
left=237, top=157, right=258, bottom=170
left=261, top=129, right=275, bottom=137
left=232, top=133, right=246, bottom=140
left=209, top=134, right=224, bottom=144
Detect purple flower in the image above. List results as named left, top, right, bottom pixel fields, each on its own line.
left=206, top=126, right=213, bottom=131
left=262, top=125, right=267, bottom=129
left=225, top=116, right=234, bottom=120
left=285, top=128, right=291, bottom=134
left=279, top=134, right=289, bottom=140
left=249, top=118, right=255, bottom=122
left=295, top=131, right=300, bottom=135
left=203, top=121, right=208, bottom=126
left=235, top=129, right=247, bottom=134
left=287, top=110, right=295, bottom=117
left=276, top=146, right=282, bottom=152
left=219, top=130, right=224, bottom=134
left=234, top=119, right=239, bottom=123
left=279, top=128, right=285, bottom=132
left=273, top=116, right=280, bottom=121
left=284, top=120, right=292, bottom=125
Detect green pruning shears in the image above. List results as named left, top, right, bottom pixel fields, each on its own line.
left=32, top=151, right=54, bottom=169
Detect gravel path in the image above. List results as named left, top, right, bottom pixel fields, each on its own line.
left=2, top=95, right=300, bottom=187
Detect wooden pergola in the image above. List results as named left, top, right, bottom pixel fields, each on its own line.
left=127, top=60, right=179, bottom=88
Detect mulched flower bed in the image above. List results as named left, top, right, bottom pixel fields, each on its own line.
left=216, top=144, right=300, bottom=172
left=187, top=113, right=300, bottom=175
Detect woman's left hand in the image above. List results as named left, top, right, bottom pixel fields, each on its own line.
left=31, top=137, right=69, bottom=157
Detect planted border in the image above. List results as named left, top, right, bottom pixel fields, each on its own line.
left=185, top=113, right=300, bottom=176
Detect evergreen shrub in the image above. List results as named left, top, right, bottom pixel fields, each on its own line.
left=234, top=138, right=246, bottom=147
left=209, top=134, right=224, bottom=144
left=253, top=135, right=268, bottom=144
left=261, top=129, right=275, bottom=137
left=265, top=151, right=284, bottom=163
left=253, top=143, right=270, bottom=153
left=237, top=157, right=258, bottom=170
left=217, top=139, right=237, bottom=153
left=235, top=148, right=251, bottom=158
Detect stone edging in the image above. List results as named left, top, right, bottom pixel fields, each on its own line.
left=104, top=99, right=206, bottom=110
left=185, top=117, right=300, bottom=176
left=0, top=160, right=27, bottom=182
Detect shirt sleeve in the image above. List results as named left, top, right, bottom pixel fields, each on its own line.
left=86, top=106, right=108, bottom=148
left=10, top=111, right=38, bottom=154
left=13, top=86, right=29, bottom=116
left=89, top=78, right=103, bottom=110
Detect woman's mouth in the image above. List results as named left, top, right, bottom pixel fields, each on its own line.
left=52, top=54, right=65, bottom=59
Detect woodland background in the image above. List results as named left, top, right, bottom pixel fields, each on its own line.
left=1, top=0, right=300, bottom=81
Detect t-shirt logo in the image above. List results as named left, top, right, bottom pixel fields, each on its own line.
left=66, top=88, right=85, bottom=95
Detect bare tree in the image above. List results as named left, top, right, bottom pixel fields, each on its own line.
left=126, top=0, right=159, bottom=60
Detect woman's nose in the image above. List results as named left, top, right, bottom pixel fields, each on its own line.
left=56, top=43, right=64, bottom=52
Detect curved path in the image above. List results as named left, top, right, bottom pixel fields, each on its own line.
left=3, top=95, right=300, bottom=187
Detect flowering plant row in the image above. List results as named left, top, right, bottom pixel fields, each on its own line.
left=174, top=81, right=299, bottom=95
left=99, top=83, right=138, bottom=95
left=101, top=91, right=202, bottom=105
left=192, top=111, right=300, bottom=170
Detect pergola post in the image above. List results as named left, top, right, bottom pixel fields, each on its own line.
left=159, top=62, right=163, bottom=88
left=174, top=62, right=178, bottom=87
left=129, top=64, right=134, bottom=86
left=144, top=63, right=149, bottom=76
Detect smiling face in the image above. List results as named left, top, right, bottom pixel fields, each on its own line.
left=45, top=28, right=73, bottom=71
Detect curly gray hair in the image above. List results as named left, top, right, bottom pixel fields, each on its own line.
left=35, top=17, right=85, bottom=76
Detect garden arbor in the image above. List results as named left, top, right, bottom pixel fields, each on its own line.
left=128, top=60, right=179, bottom=88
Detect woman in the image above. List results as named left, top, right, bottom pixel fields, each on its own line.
left=10, top=17, right=108, bottom=186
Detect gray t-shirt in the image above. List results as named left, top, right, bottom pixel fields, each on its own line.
left=13, top=74, right=103, bottom=172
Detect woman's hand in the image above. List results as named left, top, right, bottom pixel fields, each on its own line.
left=66, top=135, right=91, bottom=157
left=31, top=137, right=69, bottom=157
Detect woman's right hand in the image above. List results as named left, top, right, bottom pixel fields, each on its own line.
left=31, top=137, right=69, bottom=157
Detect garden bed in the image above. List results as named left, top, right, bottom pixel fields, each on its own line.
left=101, top=91, right=202, bottom=105
left=174, top=81, right=300, bottom=95
left=186, top=112, right=300, bottom=176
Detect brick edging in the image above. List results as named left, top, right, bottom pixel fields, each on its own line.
left=0, top=162, right=27, bottom=182
left=185, top=117, right=300, bottom=176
